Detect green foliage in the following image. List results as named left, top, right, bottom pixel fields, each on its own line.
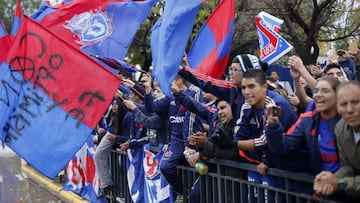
left=0, top=0, right=42, bottom=32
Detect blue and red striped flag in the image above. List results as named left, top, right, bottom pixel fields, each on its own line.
left=10, top=0, right=23, bottom=41
left=0, top=17, right=121, bottom=178
left=151, top=0, right=204, bottom=95
left=255, top=12, right=293, bottom=64
left=35, top=0, right=158, bottom=62
left=188, top=0, right=234, bottom=79
left=0, top=21, right=12, bottom=63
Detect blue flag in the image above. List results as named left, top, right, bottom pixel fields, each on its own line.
left=35, top=0, right=159, bottom=61
left=127, top=147, right=145, bottom=203
left=151, top=0, right=203, bottom=95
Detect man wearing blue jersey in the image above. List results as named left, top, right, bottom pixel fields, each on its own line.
left=234, top=69, right=299, bottom=201
left=142, top=73, right=204, bottom=203
left=179, top=54, right=268, bottom=121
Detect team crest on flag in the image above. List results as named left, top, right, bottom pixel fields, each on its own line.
left=255, top=12, right=293, bottom=64
left=144, top=150, right=160, bottom=179
left=65, top=10, right=113, bottom=46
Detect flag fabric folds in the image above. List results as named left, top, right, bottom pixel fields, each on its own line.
left=36, top=0, right=158, bottom=60
left=63, top=135, right=108, bottom=203
left=151, top=0, right=203, bottom=95
left=31, top=0, right=74, bottom=21
left=143, top=144, right=173, bottom=203
left=188, top=0, right=234, bottom=79
left=91, top=55, right=138, bottom=73
left=255, top=12, right=293, bottom=65
left=0, top=22, right=12, bottom=63
left=10, top=0, right=23, bottom=41
left=257, top=11, right=283, bottom=33
left=0, top=17, right=121, bottom=178
left=127, top=146, right=145, bottom=203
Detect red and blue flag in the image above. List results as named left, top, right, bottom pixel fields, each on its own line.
left=257, top=11, right=283, bottom=33
left=0, top=22, right=12, bottom=63
left=255, top=12, right=293, bottom=64
left=36, top=0, right=158, bottom=62
left=63, top=135, right=107, bottom=203
left=10, top=0, right=23, bottom=41
left=188, top=0, right=234, bottom=79
left=31, top=0, right=74, bottom=21
left=0, top=17, right=121, bottom=178
left=143, top=144, right=173, bottom=203
left=151, top=0, right=203, bottom=95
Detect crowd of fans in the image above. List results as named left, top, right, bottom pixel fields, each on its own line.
left=93, top=44, right=360, bottom=202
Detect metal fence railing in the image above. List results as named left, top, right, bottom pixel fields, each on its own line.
left=108, top=150, right=339, bottom=203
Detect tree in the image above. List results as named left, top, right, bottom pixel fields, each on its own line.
left=233, top=0, right=360, bottom=65
left=0, top=0, right=42, bottom=32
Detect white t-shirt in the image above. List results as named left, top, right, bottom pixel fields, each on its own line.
left=353, top=130, right=360, bottom=145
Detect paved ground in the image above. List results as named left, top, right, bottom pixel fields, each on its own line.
left=1, top=147, right=84, bottom=203
left=22, top=164, right=88, bottom=203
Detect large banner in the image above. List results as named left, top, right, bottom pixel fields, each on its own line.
left=0, top=17, right=120, bottom=178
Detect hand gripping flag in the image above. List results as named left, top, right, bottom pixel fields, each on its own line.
left=188, top=0, right=234, bottom=79
left=10, top=0, right=23, bottom=41
left=0, top=22, right=12, bottom=63
left=255, top=12, right=293, bottom=65
left=36, top=0, right=159, bottom=60
left=63, top=135, right=108, bottom=203
left=151, top=0, right=203, bottom=95
left=0, top=16, right=121, bottom=178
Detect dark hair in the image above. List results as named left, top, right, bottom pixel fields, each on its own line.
left=266, top=76, right=276, bottom=83
left=316, top=76, right=341, bottom=92
left=243, top=69, right=267, bottom=85
left=323, top=63, right=341, bottom=74
left=231, top=54, right=268, bottom=72
left=175, top=74, right=188, bottom=85
left=271, top=70, right=279, bottom=75
left=214, top=99, right=231, bottom=106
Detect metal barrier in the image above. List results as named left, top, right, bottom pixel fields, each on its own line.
left=108, top=150, right=339, bottom=203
